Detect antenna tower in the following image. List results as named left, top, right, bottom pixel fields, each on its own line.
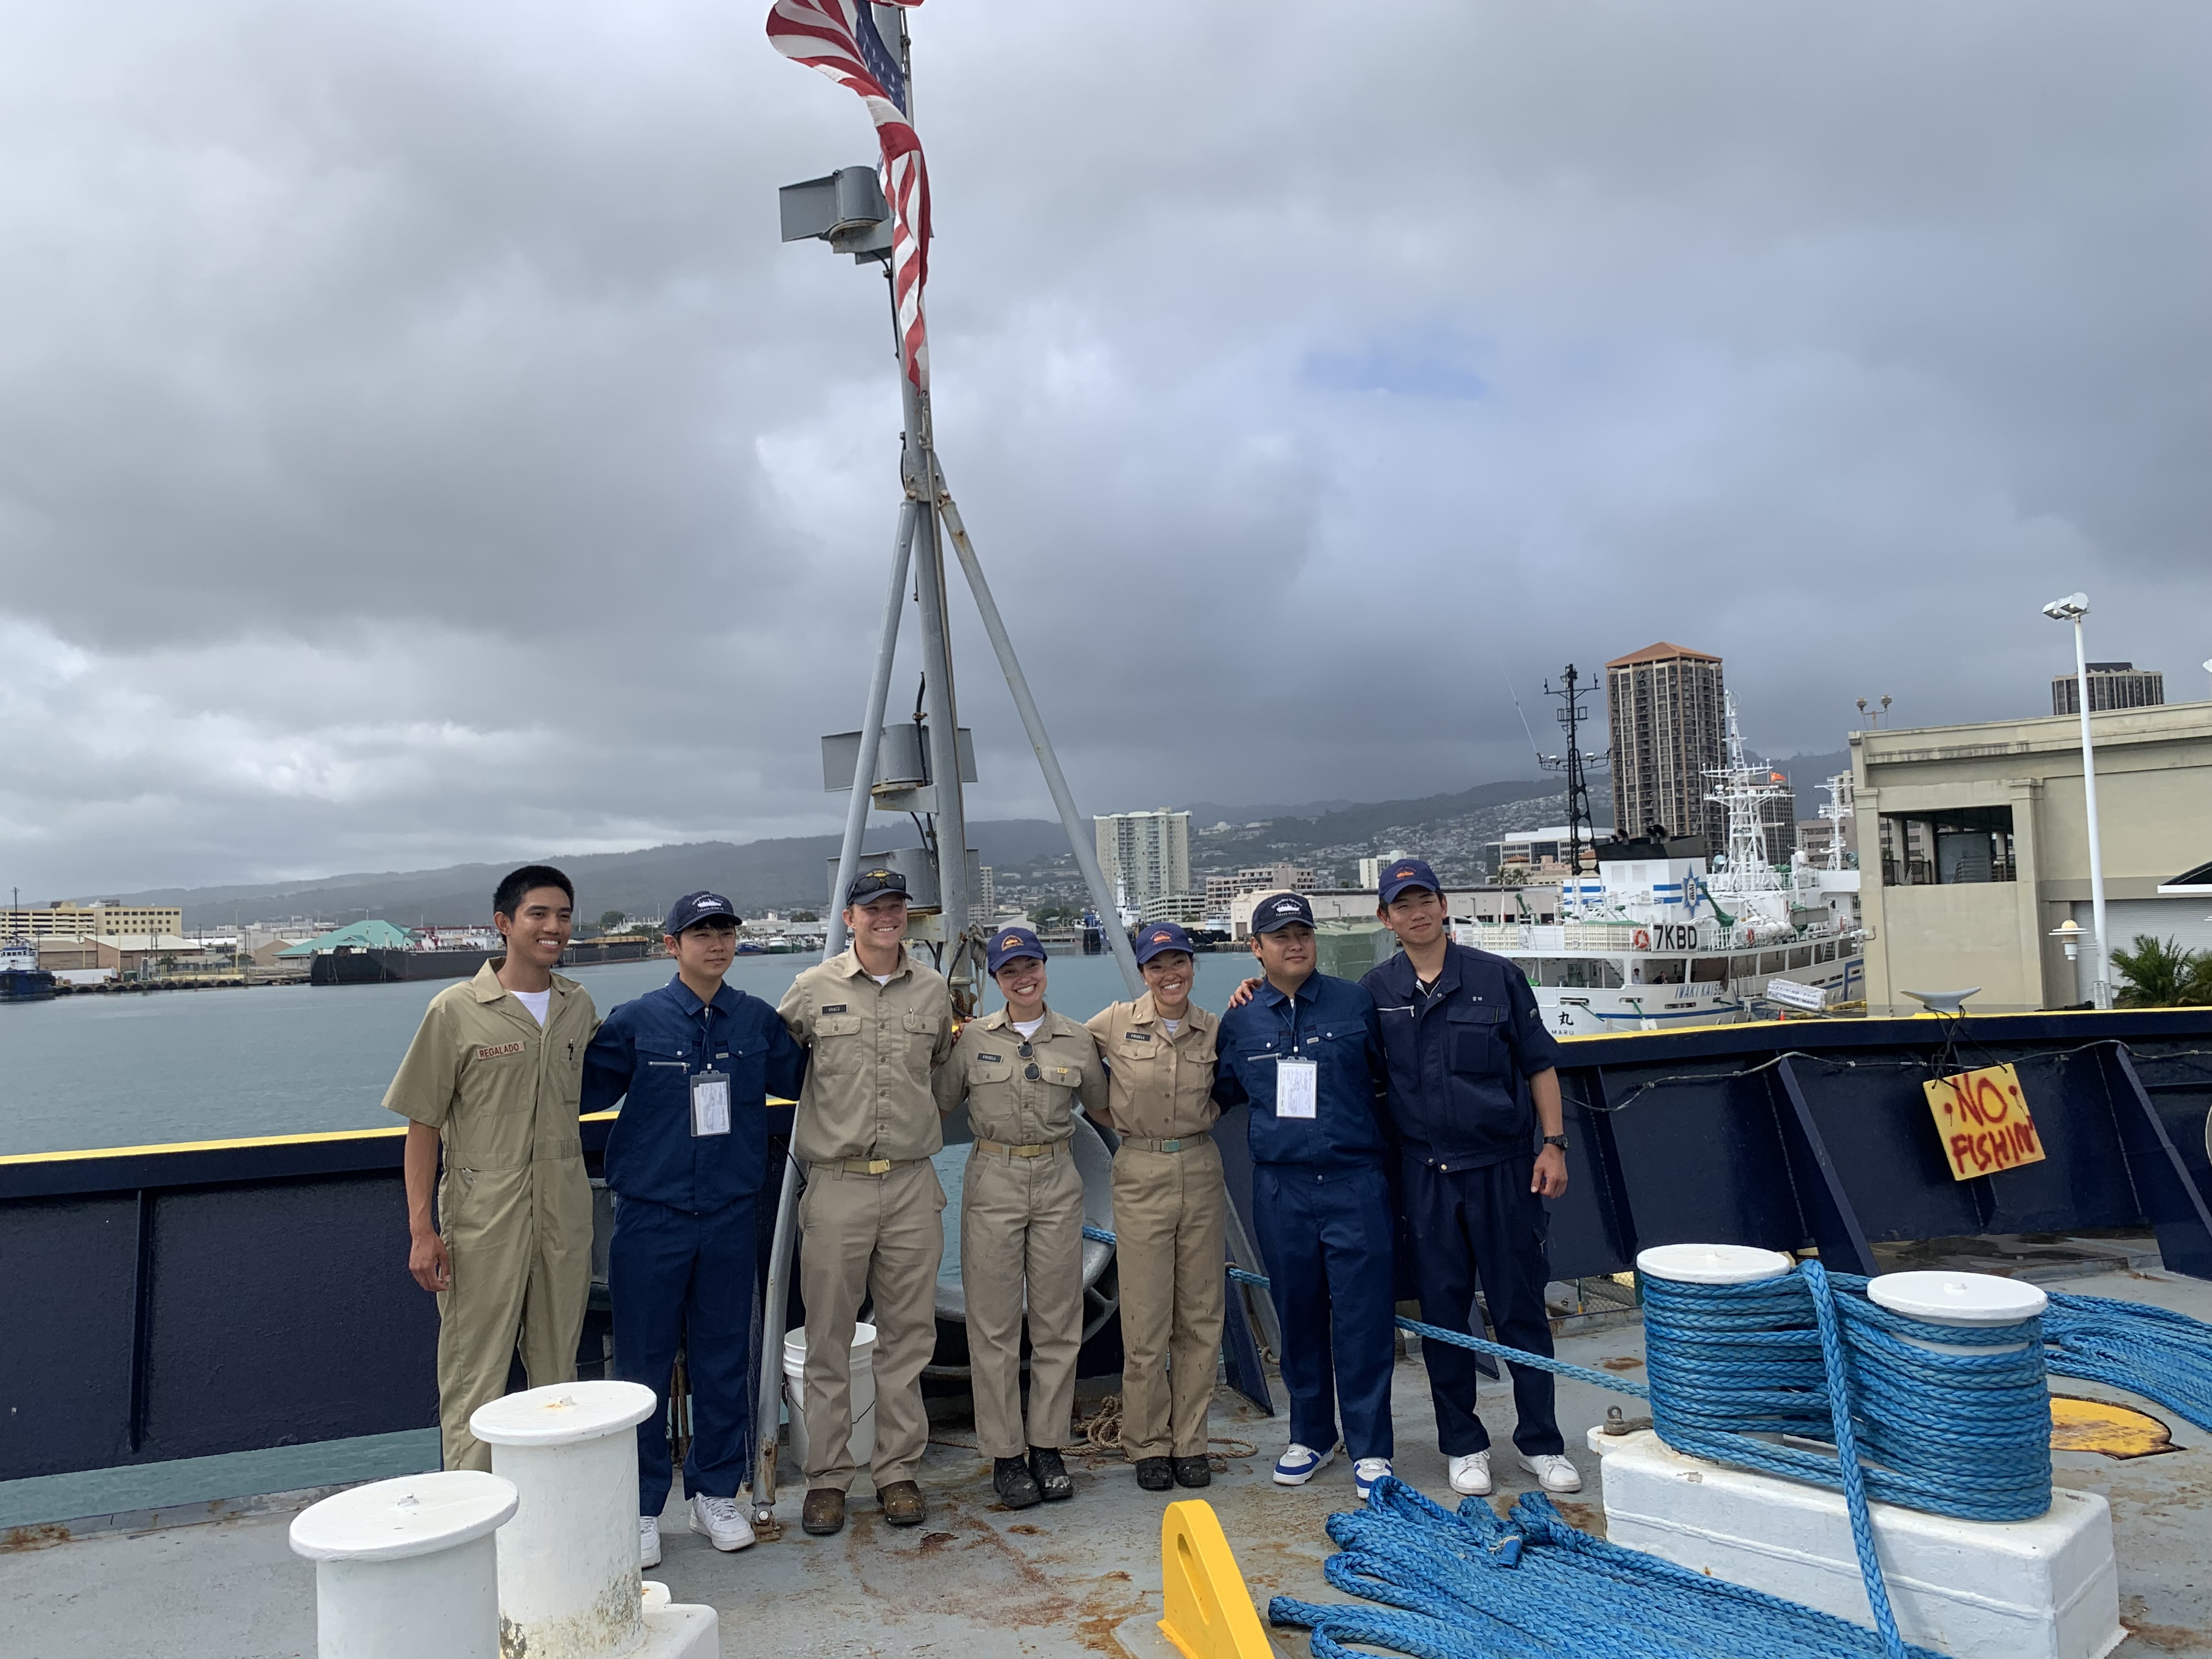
left=1538, top=664, right=1608, bottom=882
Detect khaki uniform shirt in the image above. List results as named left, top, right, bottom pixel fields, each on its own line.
left=384, top=962, right=597, bottom=1169
left=1085, top=994, right=1222, bottom=1141
left=933, top=1007, right=1107, bottom=1146
left=778, top=945, right=956, bottom=1165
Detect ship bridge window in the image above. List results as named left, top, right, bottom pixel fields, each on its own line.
left=1638, top=959, right=1686, bottom=985
left=1523, top=957, right=1624, bottom=989
left=1690, top=957, right=1731, bottom=985
left=1878, top=807, right=2016, bottom=887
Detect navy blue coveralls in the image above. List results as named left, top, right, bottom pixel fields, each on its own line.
left=1214, top=973, right=1396, bottom=1463
left=1364, top=943, right=1565, bottom=1458
left=582, top=978, right=808, bottom=1515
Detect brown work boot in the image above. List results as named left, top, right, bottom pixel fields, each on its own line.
left=801, top=1488, right=846, bottom=1536
left=878, top=1480, right=927, bottom=1527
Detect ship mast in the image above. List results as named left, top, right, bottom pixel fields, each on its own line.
left=1818, top=771, right=1854, bottom=870
left=1704, top=691, right=1788, bottom=893
left=1539, top=663, right=1608, bottom=907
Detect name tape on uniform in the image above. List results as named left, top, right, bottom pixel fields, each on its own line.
left=475, top=1041, right=526, bottom=1060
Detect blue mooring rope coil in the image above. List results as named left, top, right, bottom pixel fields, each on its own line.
left=1267, top=1477, right=1950, bottom=1659
left=1080, top=1219, right=2212, bottom=1659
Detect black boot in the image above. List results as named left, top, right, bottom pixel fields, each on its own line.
left=1172, top=1455, right=1212, bottom=1488
left=1135, top=1457, right=1174, bottom=1492
left=1028, top=1446, right=1074, bottom=1502
left=993, top=1455, right=1042, bottom=1509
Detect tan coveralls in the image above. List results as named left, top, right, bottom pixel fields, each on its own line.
left=932, top=1009, right=1107, bottom=1459
left=1086, top=994, right=1225, bottom=1462
left=777, top=946, right=956, bottom=1494
left=383, top=962, right=597, bottom=1472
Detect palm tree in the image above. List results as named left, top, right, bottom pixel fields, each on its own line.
left=2111, top=934, right=2211, bottom=1007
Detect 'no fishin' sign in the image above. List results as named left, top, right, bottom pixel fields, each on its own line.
left=1923, top=1062, right=2046, bottom=1180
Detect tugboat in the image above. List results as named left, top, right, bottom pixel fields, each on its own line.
left=0, top=933, right=57, bottom=1002
left=1460, top=694, right=1863, bottom=1035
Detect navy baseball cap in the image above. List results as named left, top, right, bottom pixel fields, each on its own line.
left=844, top=868, right=909, bottom=907
left=1134, top=921, right=1197, bottom=964
left=1378, top=856, right=1441, bottom=905
left=1252, top=891, right=1316, bottom=934
left=986, top=926, right=1046, bottom=974
left=663, top=890, right=740, bottom=935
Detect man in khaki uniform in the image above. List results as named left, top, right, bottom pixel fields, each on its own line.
left=776, top=868, right=957, bottom=1538
left=1086, top=921, right=1226, bottom=1493
left=932, top=927, right=1106, bottom=1509
left=386, top=865, right=597, bottom=1472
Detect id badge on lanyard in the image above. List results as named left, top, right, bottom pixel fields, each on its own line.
left=1277, top=1056, right=1318, bottom=1120
left=690, top=1069, right=731, bottom=1137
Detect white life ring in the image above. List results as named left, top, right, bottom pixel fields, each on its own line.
left=1632, top=928, right=1651, bottom=951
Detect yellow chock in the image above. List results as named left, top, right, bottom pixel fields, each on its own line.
left=1158, top=1498, right=1274, bottom=1659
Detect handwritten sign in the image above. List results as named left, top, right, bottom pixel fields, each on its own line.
left=1923, top=1063, right=2045, bottom=1180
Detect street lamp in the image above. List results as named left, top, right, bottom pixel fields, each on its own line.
left=2042, top=592, right=2110, bottom=1008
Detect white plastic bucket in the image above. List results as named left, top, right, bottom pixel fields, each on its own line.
left=782, top=1323, right=877, bottom=1471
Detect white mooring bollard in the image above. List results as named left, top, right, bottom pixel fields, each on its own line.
left=289, top=1469, right=517, bottom=1659
left=471, top=1380, right=720, bottom=1659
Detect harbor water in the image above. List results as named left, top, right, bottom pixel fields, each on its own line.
left=0, top=950, right=1234, bottom=1159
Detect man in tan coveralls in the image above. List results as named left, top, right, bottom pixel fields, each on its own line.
left=1086, top=921, right=1225, bottom=1493
left=386, top=865, right=597, bottom=1472
left=932, top=926, right=1105, bottom=1509
left=776, top=868, right=957, bottom=1538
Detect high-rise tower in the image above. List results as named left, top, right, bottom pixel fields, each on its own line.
left=1605, top=642, right=1726, bottom=850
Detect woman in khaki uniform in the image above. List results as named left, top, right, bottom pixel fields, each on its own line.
left=1084, top=921, right=1224, bottom=1493
left=932, top=926, right=1106, bottom=1509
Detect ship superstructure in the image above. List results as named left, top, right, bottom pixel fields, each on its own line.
left=1459, top=694, right=1861, bottom=1034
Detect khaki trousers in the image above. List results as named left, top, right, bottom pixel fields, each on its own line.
left=798, top=1159, right=945, bottom=1492
left=435, top=1157, right=592, bottom=1472
left=1110, top=1139, right=1226, bottom=1460
left=961, top=1144, right=1084, bottom=1459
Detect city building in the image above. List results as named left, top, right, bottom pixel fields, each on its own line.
left=1853, top=701, right=2212, bottom=1013
left=1094, top=809, right=1192, bottom=912
left=1356, top=851, right=1409, bottom=891
left=2052, top=662, right=2164, bottom=716
left=1203, top=864, right=1319, bottom=911
left=1, top=902, right=185, bottom=939
left=1606, top=642, right=1726, bottom=850
left=976, top=865, right=996, bottom=916
left=1138, top=892, right=1205, bottom=924
left=1483, top=826, right=1616, bottom=880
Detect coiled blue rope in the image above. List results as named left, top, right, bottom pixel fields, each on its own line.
left=1267, top=1477, right=1950, bottom=1659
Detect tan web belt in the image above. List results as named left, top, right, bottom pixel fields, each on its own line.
left=972, top=1137, right=1063, bottom=1159
left=812, top=1156, right=920, bottom=1176
left=1120, top=1133, right=1209, bottom=1154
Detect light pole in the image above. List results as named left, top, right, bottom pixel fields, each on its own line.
left=2042, top=593, right=2109, bottom=1008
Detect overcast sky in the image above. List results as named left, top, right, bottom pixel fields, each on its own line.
left=1, top=0, right=2204, bottom=898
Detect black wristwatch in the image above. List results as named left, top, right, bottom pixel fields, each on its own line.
left=1542, top=1134, right=1569, bottom=1151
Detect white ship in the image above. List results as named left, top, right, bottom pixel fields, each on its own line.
left=1456, top=696, right=1864, bottom=1036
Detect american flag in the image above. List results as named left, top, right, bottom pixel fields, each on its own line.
left=766, top=0, right=932, bottom=389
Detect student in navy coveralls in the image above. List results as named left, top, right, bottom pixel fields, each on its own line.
left=582, top=890, right=808, bottom=1566
left=1212, top=891, right=1399, bottom=1503
left=1363, top=857, right=1581, bottom=1497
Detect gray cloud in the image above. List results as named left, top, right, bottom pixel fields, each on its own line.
left=0, top=0, right=2204, bottom=896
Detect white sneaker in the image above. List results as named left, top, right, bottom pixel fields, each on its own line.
left=1519, top=1452, right=1582, bottom=1493
left=1271, top=1442, right=1336, bottom=1486
left=689, top=1493, right=756, bottom=1551
left=1353, top=1459, right=1392, bottom=1503
left=1448, top=1451, right=1493, bottom=1496
left=638, top=1515, right=662, bottom=1568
